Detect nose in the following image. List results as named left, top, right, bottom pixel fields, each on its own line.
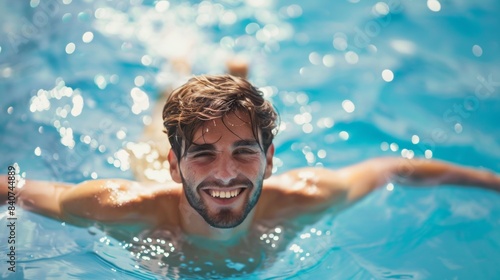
left=212, top=155, right=237, bottom=184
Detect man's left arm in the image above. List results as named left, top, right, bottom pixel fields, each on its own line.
left=333, top=157, right=500, bottom=202
left=265, top=157, right=500, bottom=217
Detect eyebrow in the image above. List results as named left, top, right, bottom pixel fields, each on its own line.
left=186, top=139, right=260, bottom=154
left=233, top=139, right=260, bottom=148
left=186, top=143, right=215, bottom=154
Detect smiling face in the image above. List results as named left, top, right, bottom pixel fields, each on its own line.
left=168, top=111, right=274, bottom=228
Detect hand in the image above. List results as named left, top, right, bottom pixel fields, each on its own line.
left=0, top=175, right=19, bottom=205
left=481, top=170, right=500, bottom=191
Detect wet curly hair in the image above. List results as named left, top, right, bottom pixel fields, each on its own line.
left=162, top=74, right=278, bottom=160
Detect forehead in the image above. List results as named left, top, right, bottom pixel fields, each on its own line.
left=191, top=111, right=257, bottom=145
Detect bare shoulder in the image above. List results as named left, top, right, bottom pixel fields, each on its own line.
left=257, top=168, right=350, bottom=219
left=263, top=167, right=350, bottom=194
left=62, top=178, right=181, bottom=204
left=60, top=179, right=182, bottom=225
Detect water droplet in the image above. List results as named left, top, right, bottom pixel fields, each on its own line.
left=339, top=131, right=349, bottom=140
left=382, top=69, right=394, bottom=82
left=472, top=45, right=483, bottom=57
left=317, top=149, right=327, bottom=158
left=302, top=123, right=313, bottom=133
left=333, top=33, right=348, bottom=51
left=134, top=76, right=145, bottom=87
left=342, top=100, right=355, bottom=113
left=322, top=54, right=335, bottom=67
left=65, top=42, right=76, bottom=54
left=155, top=0, right=170, bottom=12
left=30, top=0, right=40, bottom=8
left=141, top=55, right=152, bottom=66
left=62, top=13, right=72, bottom=23
left=308, top=52, right=321, bottom=65
left=82, top=31, right=94, bottom=43
left=380, top=142, right=389, bottom=151
left=425, top=150, right=433, bottom=159
left=245, top=22, right=260, bottom=34
left=373, top=2, right=390, bottom=16
left=345, top=51, right=359, bottom=64
left=427, top=0, right=441, bottom=12
left=390, top=142, right=399, bottom=151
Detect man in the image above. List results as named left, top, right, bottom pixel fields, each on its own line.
left=2, top=74, right=500, bottom=243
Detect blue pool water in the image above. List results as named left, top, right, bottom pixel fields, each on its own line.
left=1, top=0, right=500, bottom=279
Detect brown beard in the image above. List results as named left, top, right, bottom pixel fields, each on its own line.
left=180, top=172, right=263, bottom=228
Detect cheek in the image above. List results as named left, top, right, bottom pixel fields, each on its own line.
left=247, top=159, right=267, bottom=178
left=179, top=163, right=196, bottom=183
left=182, top=162, right=204, bottom=176
left=180, top=162, right=212, bottom=187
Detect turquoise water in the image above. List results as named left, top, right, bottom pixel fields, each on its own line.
left=1, top=0, right=500, bottom=279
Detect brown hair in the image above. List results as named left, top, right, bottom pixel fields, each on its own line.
left=163, top=74, right=278, bottom=159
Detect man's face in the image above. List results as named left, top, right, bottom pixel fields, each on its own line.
left=168, top=111, right=274, bottom=228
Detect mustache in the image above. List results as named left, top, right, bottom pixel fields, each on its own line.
left=197, top=177, right=253, bottom=189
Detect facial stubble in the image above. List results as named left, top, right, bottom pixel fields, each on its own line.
left=179, top=170, right=263, bottom=228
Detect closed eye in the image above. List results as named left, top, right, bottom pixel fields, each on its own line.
left=234, top=149, right=259, bottom=155
left=192, top=152, right=216, bottom=158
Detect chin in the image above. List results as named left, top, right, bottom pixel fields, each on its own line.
left=205, top=208, right=247, bottom=228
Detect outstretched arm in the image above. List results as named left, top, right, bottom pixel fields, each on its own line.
left=339, top=157, right=500, bottom=201
left=264, top=157, right=500, bottom=217
left=1, top=176, right=71, bottom=220
left=0, top=176, right=173, bottom=225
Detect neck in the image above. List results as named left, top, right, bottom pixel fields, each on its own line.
left=178, top=194, right=255, bottom=242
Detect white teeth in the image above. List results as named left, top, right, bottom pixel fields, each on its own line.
left=208, top=189, right=240, bottom=198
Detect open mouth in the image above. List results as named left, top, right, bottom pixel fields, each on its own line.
left=201, top=188, right=246, bottom=205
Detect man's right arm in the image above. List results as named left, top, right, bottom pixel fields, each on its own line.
left=1, top=176, right=165, bottom=225
left=1, top=176, right=70, bottom=220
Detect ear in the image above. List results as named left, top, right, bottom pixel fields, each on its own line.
left=168, top=149, right=182, bottom=183
left=264, top=144, right=275, bottom=179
